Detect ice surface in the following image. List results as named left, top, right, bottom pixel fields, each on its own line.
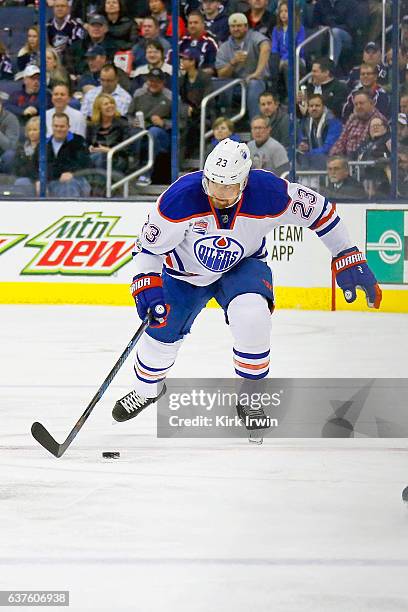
left=1, top=305, right=408, bottom=611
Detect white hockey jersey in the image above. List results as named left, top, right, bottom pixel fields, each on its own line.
left=132, top=169, right=353, bottom=286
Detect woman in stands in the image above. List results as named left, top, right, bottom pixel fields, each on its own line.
left=270, top=1, right=305, bottom=98
left=17, top=26, right=39, bottom=74
left=13, top=116, right=40, bottom=197
left=357, top=115, right=391, bottom=197
left=87, top=93, right=129, bottom=174
left=46, top=47, right=70, bottom=89
left=102, top=0, right=138, bottom=52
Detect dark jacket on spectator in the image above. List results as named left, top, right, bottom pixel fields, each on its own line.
left=306, top=78, right=347, bottom=119
left=0, top=107, right=20, bottom=153
left=180, top=69, right=212, bottom=118
left=203, top=7, right=230, bottom=43
left=17, top=50, right=39, bottom=73
left=356, top=130, right=391, bottom=193
left=33, top=132, right=90, bottom=181
left=5, top=86, right=51, bottom=121
left=105, top=16, right=138, bottom=52
left=245, top=8, right=276, bottom=39
left=13, top=141, right=38, bottom=180
left=342, top=84, right=390, bottom=122
left=0, top=53, right=14, bottom=80
left=312, top=0, right=363, bottom=35
left=323, top=175, right=366, bottom=199
left=87, top=116, right=130, bottom=148
left=64, top=33, right=118, bottom=75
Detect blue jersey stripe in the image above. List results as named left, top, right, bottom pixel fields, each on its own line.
left=233, top=348, right=270, bottom=359
left=316, top=215, right=340, bottom=237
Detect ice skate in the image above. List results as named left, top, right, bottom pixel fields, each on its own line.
left=112, top=385, right=167, bottom=422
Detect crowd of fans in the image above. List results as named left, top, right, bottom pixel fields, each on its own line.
left=0, top=0, right=407, bottom=197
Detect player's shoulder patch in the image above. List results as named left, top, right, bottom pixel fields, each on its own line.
left=240, top=170, right=291, bottom=218
left=157, top=171, right=211, bottom=222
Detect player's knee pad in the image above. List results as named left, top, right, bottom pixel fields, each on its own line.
left=228, top=293, right=272, bottom=351
left=228, top=294, right=271, bottom=379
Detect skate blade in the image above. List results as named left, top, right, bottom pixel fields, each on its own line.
left=248, top=432, right=263, bottom=445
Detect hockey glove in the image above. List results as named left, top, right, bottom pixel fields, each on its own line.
left=131, top=273, right=169, bottom=327
left=332, top=247, right=382, bottom=309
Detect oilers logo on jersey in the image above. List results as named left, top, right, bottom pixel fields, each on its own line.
left=194, top=236, right=244, bottom=272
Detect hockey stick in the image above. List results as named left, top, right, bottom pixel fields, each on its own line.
left=31, top=314, right=151, bottom=458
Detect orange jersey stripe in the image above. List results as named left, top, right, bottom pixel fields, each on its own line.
left=233, top=358, right=270, bottom=371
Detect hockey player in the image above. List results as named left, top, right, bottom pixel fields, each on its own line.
left=112, top=138, right=382, bottom=430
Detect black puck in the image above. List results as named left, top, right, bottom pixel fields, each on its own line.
left=402, top=486, right=408, bottom=503
left=102, top=451, right=120, bottom=459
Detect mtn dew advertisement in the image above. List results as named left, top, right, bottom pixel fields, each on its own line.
left=366, top=210, right=407, bottom=284
left=0, top=201, right=156, bottom=305
left=1, top=200, right=408, bottom=311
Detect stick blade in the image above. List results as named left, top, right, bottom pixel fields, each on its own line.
left=31, top=422, right=63, bottom=458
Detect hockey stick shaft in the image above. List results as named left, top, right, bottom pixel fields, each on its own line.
left=31, top=315, right=151, bottom=457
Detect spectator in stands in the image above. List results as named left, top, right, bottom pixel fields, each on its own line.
left=258, top=91, right=289, bottom=148
left=398, top=113, right=408, bottom=146
left=34, top=112, right=91, bottom=197
left=47, top=0, right=85, bottom=57
left=347, top=42, right=389, bottom=91
left=311, top=0, right=361, bottom=66
left=401, top=93, right=408, bottom=115
left=323, top=155, right=366, bottom=199
left=81, top=63, right=132, bottom=118
left=46, top=83, right=87, bottom=137
left=330, top=91, right=387, bottom=159
left=179, top=11, right=218, bottom=75
left=130, top=41, right=172, bottom=91
left=87, top=93, right=129, bottom=173
left=78, top=45, right=109, bottom=93
left=366, top=0, right=391, bottom=44
left=148, top=0, right=187, bottom=40
left=301, top=57, right=347, bottom=119
left=270, top=1, right=305, bottom=97
left=216, top=13, right=270, bottom=119
left=342, top=64, right=390, bottom=122
left=12, top=116, right=40, bottom=197
left=101, top=0, right=138, bottom=52
left=245, top=0, right=275, bottom=38
left=46, top=47, right=70, bottom=89
left=180, top=48, right=212, bottom=157
left=64, top=14, right=117, bottom=77
left=0, top=97, right=19, bottom=174
left=298, top=93, right=342, bottom=169
left=6, top=65, right=48, bottom=125
left=127, top=68, right=171, bottom=186
left=356, top=115, right=391, bottom=196
left=132, top=17, right=171, bottom=68
left=396, top=146, right=408, bottom=197
left=201, top=0, right=230, bottom=44
left=247, top=115, right=289, bottom=174
left=0, top=42, right=14, bottom=81
left=206, top=116, right=240, bottom=154
left=17, top=26, right=40, bottom=75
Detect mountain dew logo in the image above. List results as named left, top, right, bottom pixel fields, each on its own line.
left=0, top=234, right=27, bottom=255
left=22, top=212, right=136, bottom=276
